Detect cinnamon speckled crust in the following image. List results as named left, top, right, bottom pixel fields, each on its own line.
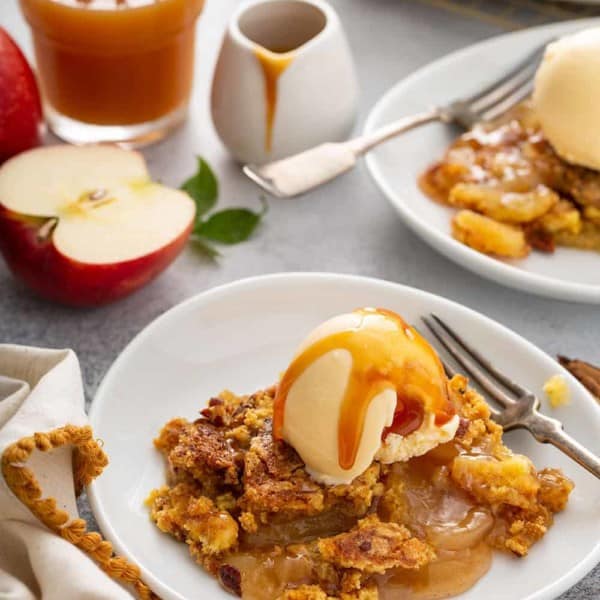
left=448, top=374, right=505, bottom=455
left=147, top=377, right=573, bottom=597
left=240, top=422, right=383, bottom=524
left=318, top=515, right=434, bottom=573
left=154, top=417, right=188, bottom=454
left=147, top=482, right=239, bottom=555
left=240, top=423, right=326, bottom=520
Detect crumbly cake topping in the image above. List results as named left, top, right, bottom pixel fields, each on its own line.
left=147, top=376, right=573, bottom=599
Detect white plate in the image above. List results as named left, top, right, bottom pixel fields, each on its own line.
left=365, top=19, right=600, bottom=304
left=89, top=273, right=600, bottom=600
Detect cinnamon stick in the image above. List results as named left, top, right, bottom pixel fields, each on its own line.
left=558, top=356, right=600, bottom=401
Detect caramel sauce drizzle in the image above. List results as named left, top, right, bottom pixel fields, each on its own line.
left=254, top=46, right=294, bottom=153
left=274, top=308, right=455, bottom=471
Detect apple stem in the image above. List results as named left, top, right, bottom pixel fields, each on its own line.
left=37, top=218, right=58, bottom=242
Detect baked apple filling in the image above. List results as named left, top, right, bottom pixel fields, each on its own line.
left=419, top=102, right=600, bottom=258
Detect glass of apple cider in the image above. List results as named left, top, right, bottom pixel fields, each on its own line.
left=19, top=0, right=205, bottom=146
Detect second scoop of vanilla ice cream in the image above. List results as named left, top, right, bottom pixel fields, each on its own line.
left=273, top=309, right=460, bottom=485
left=534, top=27, right=600, bottom=170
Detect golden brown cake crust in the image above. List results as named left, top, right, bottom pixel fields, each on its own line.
left=146, top=482, right=239, bottom=555
left=318, top=515, right=434, bottom=573
left=278, top=586, right=329, bottom=600
left=240, top=424, right=325, bottom=518
left=147, top=378, right=573, bottom=598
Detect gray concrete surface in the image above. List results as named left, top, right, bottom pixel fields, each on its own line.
left=0, top=0, right=598, bottom=597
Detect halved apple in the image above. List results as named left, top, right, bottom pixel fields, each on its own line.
left=0, top=145, right=195, bottom=306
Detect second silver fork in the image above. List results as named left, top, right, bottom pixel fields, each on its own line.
left=244, top=41, right=548, bottom=198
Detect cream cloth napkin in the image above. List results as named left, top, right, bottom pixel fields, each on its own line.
left=0, top=345, right=146, bottom=600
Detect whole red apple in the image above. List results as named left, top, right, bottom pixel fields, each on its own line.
left=0, top=28, right=43, bottom=163
left=0, top=145, right=196, bottom=306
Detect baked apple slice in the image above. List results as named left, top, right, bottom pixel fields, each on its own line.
left=0, top=145, right=195, bottom=306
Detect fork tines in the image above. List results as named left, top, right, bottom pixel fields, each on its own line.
left=422, top=314, right=600, bottom=480
left=454, top=39, right=551, bottom=126
left=422, top=314, right=533, bottom=410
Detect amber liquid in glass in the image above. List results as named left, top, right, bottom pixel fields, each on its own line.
left=19, top=0, right=204, bottom=144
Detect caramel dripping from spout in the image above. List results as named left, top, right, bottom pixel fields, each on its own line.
left=254, top=47, right=294, bottom=153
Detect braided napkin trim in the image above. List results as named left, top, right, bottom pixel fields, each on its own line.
left=1, top=424, right=159, bottom=600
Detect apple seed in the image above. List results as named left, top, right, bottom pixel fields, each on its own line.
left=88, top=188, right=107, bottom=201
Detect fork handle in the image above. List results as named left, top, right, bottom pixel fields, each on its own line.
left=529, top=415, right=600, bottom=480
left=349, top=107, right=442, bottom=156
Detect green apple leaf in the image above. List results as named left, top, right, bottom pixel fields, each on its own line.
left=196, top=198, right=267, bottom=244
left=181, top=157, right=218, bottom=218
left=189, top=234, right=221, bottom=258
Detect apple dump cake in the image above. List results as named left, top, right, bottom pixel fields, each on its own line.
left=420, top=101, right=600, bottom=259
left=420, top=28, right=600, bottom=260
left=147, top=309, right=573, bottom=599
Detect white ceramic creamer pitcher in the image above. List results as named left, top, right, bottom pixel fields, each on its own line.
left=211, top=0, right=359, bottom=165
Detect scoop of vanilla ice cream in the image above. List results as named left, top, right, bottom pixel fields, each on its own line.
left=278, top=311, right=459, bottom=485
left=534, top=28, right=600, bottom=170
left=280, top=312, right=397, bottom=485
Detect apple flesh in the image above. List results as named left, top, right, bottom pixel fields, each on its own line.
left=0, top=145, right=196, bottom=306
left=0, top=28, right=43, bottom=163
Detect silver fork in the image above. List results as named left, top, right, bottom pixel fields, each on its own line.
left=422, top=314, right=600, bottom=480
left=244, top=41, right=548, bottom=198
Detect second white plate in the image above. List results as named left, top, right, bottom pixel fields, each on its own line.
left=365, top=19, right=600, bottom=303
